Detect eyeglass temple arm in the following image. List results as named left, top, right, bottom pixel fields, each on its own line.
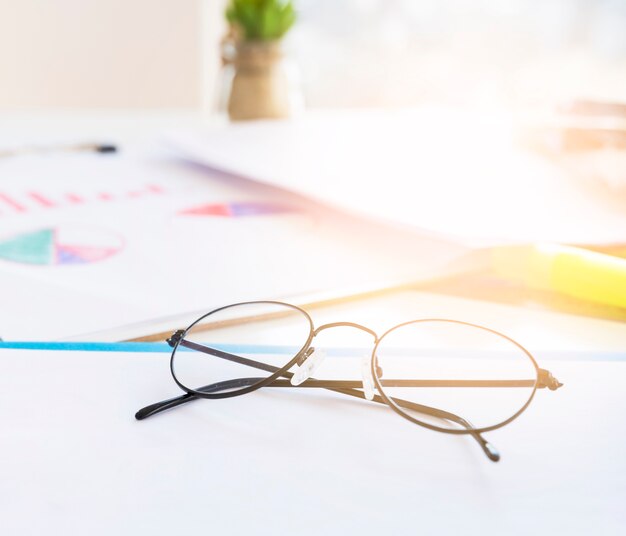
left=136, top=375, right=499, bottom=461
left=134, top=370, right=562, bottom=422
left=319, top=386, right=500, bottom=462
left=163, top=337, right=562, bottom=392
left=226, top=376, right=561, bottom=390
left=170, top=337, right=563, bottom=390
left=136, top=340, right=501, bottom=461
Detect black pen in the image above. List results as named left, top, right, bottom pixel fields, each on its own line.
left=0, top=142, right=117, bottom=158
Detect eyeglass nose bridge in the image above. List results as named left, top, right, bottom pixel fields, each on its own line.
left=312, top=321, right=378, bottom=341
left=305, top=321, right=383, bottom=378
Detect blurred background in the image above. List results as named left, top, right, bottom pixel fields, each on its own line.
left=1, top=0, right=624, bottom=111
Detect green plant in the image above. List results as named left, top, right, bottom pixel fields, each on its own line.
left=226, top=0, right=296, bottom=41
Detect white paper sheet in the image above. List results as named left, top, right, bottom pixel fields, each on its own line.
left=167, top=108, right=626, bottom=245
left=1, top=348, right=624, bottom=535
left=0, top=271, right=148, bottom=340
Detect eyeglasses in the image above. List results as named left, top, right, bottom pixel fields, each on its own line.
left=136, top=301, right=563, bottom=462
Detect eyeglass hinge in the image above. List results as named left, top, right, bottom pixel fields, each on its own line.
left=166, top=330, right=185, bottom=348
left=537, top=369, right=564, bottom=391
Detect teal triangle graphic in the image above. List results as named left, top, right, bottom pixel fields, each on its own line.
left=0, top=228, right=55, bottom=265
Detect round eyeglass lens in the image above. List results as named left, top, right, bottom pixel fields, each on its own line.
left=373, top=320, right=538, bottom=432
left=172, top=302, right=313, bottom=396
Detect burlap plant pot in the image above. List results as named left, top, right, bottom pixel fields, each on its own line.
left=227, top=41, right=295, bottom=121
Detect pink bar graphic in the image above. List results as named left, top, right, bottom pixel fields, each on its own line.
left=29, top=192, right=55, bottom=208
left=0, top=184, right=165, bottom=215
left=128, top=184, right=164, bottom=198
left=0, top=193, right=27, bottom=212
left=66, top=193, right=84, bottom=204
left=147, top=184, right=164, bottom=194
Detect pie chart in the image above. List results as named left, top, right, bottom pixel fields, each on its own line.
left=0, top=226, right=123, bottom=266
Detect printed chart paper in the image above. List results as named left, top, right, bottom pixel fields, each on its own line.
left=0, top=151, right=467, bottom=339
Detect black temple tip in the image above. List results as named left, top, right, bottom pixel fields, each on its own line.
left=135, top=403, right=162, bottom=420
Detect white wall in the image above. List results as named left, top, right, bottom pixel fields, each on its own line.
left=0, top=0, right=225, bottom=109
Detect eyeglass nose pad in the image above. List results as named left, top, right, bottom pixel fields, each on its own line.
left=290, top=347, right=327, bottom=386
left=361, top=356, right=375, bottom=401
